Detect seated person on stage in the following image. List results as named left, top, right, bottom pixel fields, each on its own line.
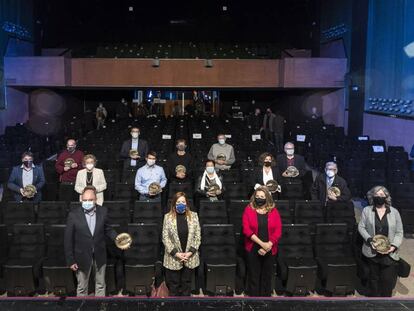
left=75, top=154, right=107, bottom=206
left=120, top=126, right=149, bottom=169
left=253, top=152, right=281, bottom=199
left=8, top=151, right=45, bottom=203
left=276, top=142, right=306, bottom=180
left=207, top=134, right=235, bottom=171
left=167, top=139, right=193, bottom=183
left=55, top=138, right=84, bottom=183
left=135, top=151, right=167, bottom=201
left=311, top=161, right=351, bottom=206
left=196, top=160, right=224, bottom=201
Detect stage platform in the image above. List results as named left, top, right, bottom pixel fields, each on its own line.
left=0, top=297, right=414, bottom=311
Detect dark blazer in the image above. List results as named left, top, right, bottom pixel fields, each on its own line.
left=7, top=165, right=45, bottom=202
left=120, top=138, right=149, bottom=169
left=254, top=166, right=281, bottom=186
left=276, top=154, right=306, bottom=178
left=64, top=205, right=117, bottom=272
left=196, top=174, right=225, bottom=198
left=311, top=173, right=352, bottom=203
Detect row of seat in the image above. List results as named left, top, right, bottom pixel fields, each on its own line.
left=0, top=222, right=360, bottom=297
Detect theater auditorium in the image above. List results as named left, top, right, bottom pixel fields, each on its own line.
left=0, top=0, right=414, bottom=310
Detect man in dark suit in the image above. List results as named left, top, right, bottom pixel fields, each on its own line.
left=64, top=186, right=118, bottom=296
left=7, top=151, right=45, bottom=203
left=120, top=126, right=149, bottom=169
left=311, top=161, right=352, bottom=205
left=276, top=142, right=307, bottom=178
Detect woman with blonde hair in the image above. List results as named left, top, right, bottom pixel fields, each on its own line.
left=242, top=186, right=282, bottom=296
left=358, top=185, right=403, bottom=297
left=74, top=154, right=107, bottom=206
left=162, top=192, right=201, bottom=296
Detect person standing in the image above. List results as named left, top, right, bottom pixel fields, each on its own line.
left=358, top=186, right=403, bottom=297
left=95, top=103, right=107, bottom=130
left=74, top=154, right=107, bottom=206
left=207, top=134, right=236, bottom=171
left=7, top=151, right=45, bottom=203
left=242, top=187, right=282, bottom=296
left=273, top=111, right=285, bottom=153
left=120, top=127, right=149, bottom=169
left=55, top=139, right=84, bottom=183
left=64, top=186, right=119, bottom=297
left=167, top=139, right=193, bottom=182
left=162, top=192, right=201, bottom=296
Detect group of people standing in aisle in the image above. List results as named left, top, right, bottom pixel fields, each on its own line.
left=5, top=122, right=405, bottom=297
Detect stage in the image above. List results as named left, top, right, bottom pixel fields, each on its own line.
left=0, top=297, right=414, bottom=311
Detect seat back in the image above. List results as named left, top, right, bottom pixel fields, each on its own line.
left=314, top=223, right=353, bottom=257
left=201, top=224, right=236, bottom=262
left=199, top=200, right=228, bottom=224
left=105, top=200, right=131, bottom=226
left=3, top=202, right=35, bottom=226
left=125, top=223, right=160, bottom=263
left=9, top=224, right=46, bottom=260
left=278, top=224, right=313, bottom=259
left=37, top=201, right=68, bottom=226
left=132, top=201, right=163, bottom=227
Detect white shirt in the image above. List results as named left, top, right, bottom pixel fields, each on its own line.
left=262, top=167, right=274, bottom=185
left=21, top=164, right=35, bottom=187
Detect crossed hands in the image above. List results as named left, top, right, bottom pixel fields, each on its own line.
left=175, top=252, right=193, bottom=263
left=258, top=241, right=273, bottom=256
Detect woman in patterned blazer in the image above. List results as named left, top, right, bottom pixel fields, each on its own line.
left=162, top=192, right=201, bottom=296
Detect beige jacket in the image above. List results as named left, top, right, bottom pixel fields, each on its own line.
left=74, top=168, right=107, bottom=205
left=162, top=211, right=201, bottom=270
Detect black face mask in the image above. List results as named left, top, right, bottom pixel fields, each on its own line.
left=23, top=160, right=33, bottom=168
left=255, top=197, right=266, bottom=207
left=373, top=196, right=386, bottom=206
left=67, top=146, right=76, bottom=153
left=264, top=161, right=272, bottom=167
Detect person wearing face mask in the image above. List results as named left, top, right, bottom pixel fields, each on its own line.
left=162, top=192, right=201, bottom=296
left=248, top=107, right=264, bottom=134
left=196, top=160, right=225, bottom=200
left=207, top=134, right=236, bottom=171
left=242, top=187, right=282, bottom=296
left=75, top=154, right=107, bottom=206
left=7, top=151, right=45, bottom=203
left=120, top=126, right=149, bottom=169
left=64, top=186, right=119, bottom=297
left=253, top=152, right=281, bottom=199
left=277, top=142, right=306, bottom=179
left=311, top=161, right=351, bottom=206
left=135, top=151, right=167, bottom=201
left=358, top=186, right=403, bottom=297
left=55, top=138, right=84, bottom=183
left=95, top=102, right=108, bottom=130
left=262, top=107, right=276, bottom=144
left=167, top=139, right=193, bottom=182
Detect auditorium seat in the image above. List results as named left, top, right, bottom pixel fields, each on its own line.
left=105, top=201, right=131, bottom=229
left=37, top=201, right=68, bottom=229
left=227, top=199, right=249, bottom=237
left=121, top=169, right=138, bottom=184
left=0, top=224, right=8, bottom=291
left=326, top=201, right=355, bottom=230
left=391, top=183, right=414, bottom=232
left=198, top=199, right=228, bottom=225
left=199, top=224, right=245, bottom=296
left=4, top=224, right=46, bottom=296
left=124, top=223, right=162, bottom=296
left=276, top=224, right=317, bottom=296
left=281, top=179, right=304, bottom=200
left=275, top=200, right=294, bottom=224
left=58, top=183, right=78, bottom=202
left=294, top=200, right=324, bottom=233
left=132, top=200, right=163, bottom=228
left=224, top=182, right=247, bottom=200
left=314, top=223, right=357, bottom=296
left=42, top=183, right=59, bottom=201
left=105, top=224, right=124, bottom=295
left=114, top=183, right=135, bottom=201
left=3, top=202, right=35, bottom=230
left=42, top=224, right=76, bottom=296
left=168, top=181, right=194, bottom=199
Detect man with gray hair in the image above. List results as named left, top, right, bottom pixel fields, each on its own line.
left=311, top=161, right=351, bottom=205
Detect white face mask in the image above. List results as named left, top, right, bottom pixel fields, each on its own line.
left=85, top=163, right=94, bottom=171
left=131, top=132, right=139, bottom=139
left=147, top=159, right=156, bottom=166
left=218, top=139, right=225, bottom=145
left=206, top=167, right=215, bottom=174
left=326, top=169, right=335, bottom=178
left=285, top=149, right=294, bottom=156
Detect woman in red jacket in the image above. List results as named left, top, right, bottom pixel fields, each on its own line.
left=242, top=186, right=282, bottom=296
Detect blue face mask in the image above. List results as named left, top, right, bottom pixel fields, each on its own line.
left=82, top=201, right=95, bottom=211
left=176, top=203, right=186, bottom=214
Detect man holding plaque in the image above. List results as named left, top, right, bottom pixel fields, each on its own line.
left=64, top=186, right=131, bottom=296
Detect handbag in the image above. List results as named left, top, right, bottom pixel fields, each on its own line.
left=151, top=281, right=169, bottom=297
left=397, top=257, right=411, bottom=278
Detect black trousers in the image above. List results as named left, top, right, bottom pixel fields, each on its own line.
left=165, top=267, right=193, bottom=296
left=246, top=250, right=274, bottom=297
left=367, top=257, right=398, bottom=297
